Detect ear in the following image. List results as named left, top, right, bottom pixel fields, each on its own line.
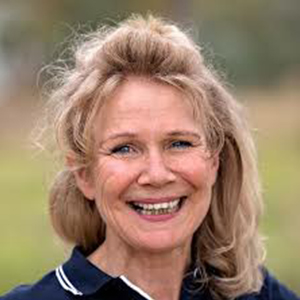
left=66, top=156, right=95, bottom=201
left=210, top=153, right=220, bottom=185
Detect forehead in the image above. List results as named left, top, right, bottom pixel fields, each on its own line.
left=107, top=77, right=187, bottom=108
left=94, top=77, right=200, bottom=133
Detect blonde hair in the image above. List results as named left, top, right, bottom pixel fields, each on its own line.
left=41, top=14, right=265, bottom=299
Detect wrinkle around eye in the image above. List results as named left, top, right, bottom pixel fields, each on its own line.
left=109, top=143, right=142, bottom=158
left=171, top=140, right=193, bottom=149
left=111, top=145, right=134, bottom=155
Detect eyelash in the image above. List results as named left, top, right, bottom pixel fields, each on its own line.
left=109, top=140, right=194, bottom=156
left=110, top=144, right=136, bottom=155
left=170, top=140, right=193, bottom=149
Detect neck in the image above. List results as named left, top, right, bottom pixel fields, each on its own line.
left=89, top=238, right=191, bottom=300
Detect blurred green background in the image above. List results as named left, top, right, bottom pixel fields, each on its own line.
left=0, top=0, right=299, bottom=295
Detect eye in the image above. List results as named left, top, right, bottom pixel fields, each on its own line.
left=170, top=140, right=193, bottom=149
left=110, top=144, right=136, bottom=155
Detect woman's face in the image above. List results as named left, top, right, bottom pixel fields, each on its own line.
left=77, top=77, right=219, bottom=253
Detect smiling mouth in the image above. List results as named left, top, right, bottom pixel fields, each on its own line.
left=128, top=197, right=187, bottom=216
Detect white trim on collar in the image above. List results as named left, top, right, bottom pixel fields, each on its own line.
left=120, top=275, right=155, bottom=300
left=55, top=265, right=83, bottom=296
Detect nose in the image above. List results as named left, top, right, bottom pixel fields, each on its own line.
left=137, top=150, right=176, bottom=187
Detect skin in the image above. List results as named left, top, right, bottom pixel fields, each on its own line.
left=74, top=76, right=219, bottom=300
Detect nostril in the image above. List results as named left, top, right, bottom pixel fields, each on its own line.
left=137, top=153, right=176, bottom=186
left=137, top=167, right=176, bottom=186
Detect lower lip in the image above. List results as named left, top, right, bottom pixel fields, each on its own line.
left=129, top=199, right=185, bottom=222
left=137, top=210, right=179, bottom=222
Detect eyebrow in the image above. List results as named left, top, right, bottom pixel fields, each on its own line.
left=101, top=132, right=137, bottom=141
left=97, top=132, right=137, bottom=147
left=166, top=131, right=203, bottom=140
left=99, top=130, right=202, bottom=144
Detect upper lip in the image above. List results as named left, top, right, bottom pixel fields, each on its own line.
left=127, top=196, right=186, bottom=204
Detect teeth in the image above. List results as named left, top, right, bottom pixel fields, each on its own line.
left=131, top=198, right=183, bottom=216
left=133, top=199, right=180, bottom=210
left=162, top=202, right=168, bottom=209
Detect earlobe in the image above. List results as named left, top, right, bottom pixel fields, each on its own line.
left=213, top=154, right=220, bottom=170
left=66, top=155, right=95, bottom=200
left=73, top=167, right=96, bottom=200
left=211, top=154, right=220, bottom=185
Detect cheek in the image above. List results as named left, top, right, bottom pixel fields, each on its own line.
left=93, top=159, right=138, bottom=202
left=174, top=154, right=216, bottom=189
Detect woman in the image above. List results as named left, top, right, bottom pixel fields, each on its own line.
left=1, top=15, right=299, bottom=300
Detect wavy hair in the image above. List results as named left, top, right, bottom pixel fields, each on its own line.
left=39, top=14, right=265, bottom=299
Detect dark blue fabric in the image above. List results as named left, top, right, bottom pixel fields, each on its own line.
left=1, top=247, right=299, bottom=300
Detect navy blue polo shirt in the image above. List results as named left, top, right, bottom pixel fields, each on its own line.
left=1, top=247, right=299, bottom=300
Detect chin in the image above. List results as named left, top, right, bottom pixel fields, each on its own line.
left=127, top=231, right=192, bottom=254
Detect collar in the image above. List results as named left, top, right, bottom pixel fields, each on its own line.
left=55, top=247, right=209, bottom=298
left=55, top=246, right=113, bottom=296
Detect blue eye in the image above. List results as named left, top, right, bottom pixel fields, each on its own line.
left=111, top=145, right=134, bottom=155
left=171, top=140, right=192, bottom=149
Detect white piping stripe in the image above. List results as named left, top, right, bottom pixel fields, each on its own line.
left=58, top=265, right=82, bottom=295
left=55, top=268, right=77, bottom=294
left=55, top=265, right=83, bottom=296
left=120, top=275, right=155, bottom=300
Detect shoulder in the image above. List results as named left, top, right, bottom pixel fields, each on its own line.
left=0, top=270, right=66, bottom=300
left=0, top=247, right=117, bottom=300
left=260, top=270, right=299, bottom=300
left=239, top=269, right=300, bottom=300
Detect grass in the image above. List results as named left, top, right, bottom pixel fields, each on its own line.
left=0, top=148, right=66, bottom=292
left=0, top=88, right=299, bottom=295
left=259, top=141, right=300, bottom=291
